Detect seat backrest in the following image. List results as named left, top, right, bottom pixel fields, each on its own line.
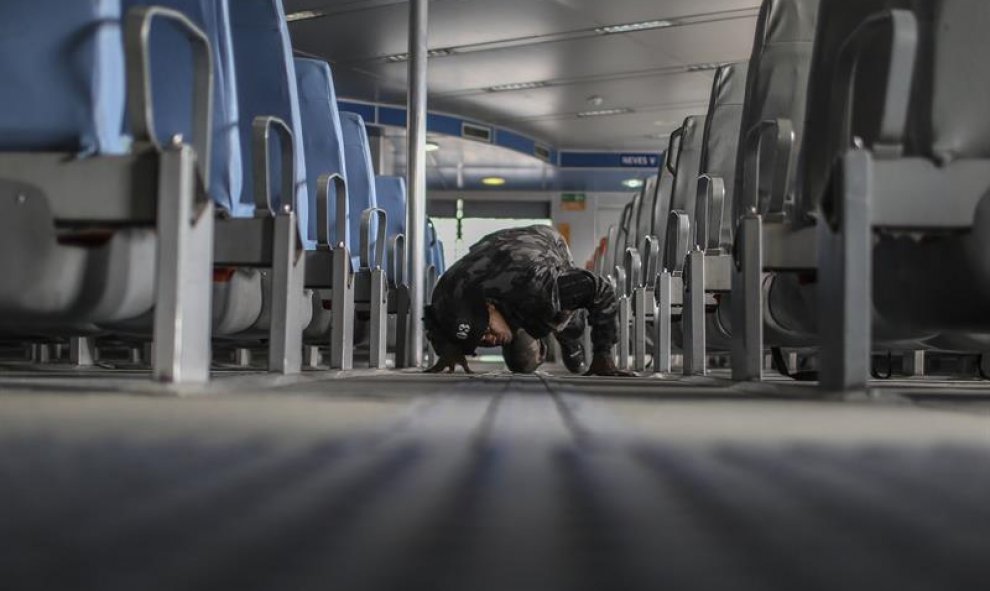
left=669, top=115, right=707, bottom=223
left=734, top=0, right=821, bottom=223
left=294, top=57, right=349, bottom=247
left=340, top=112, right=379, bottom=262
left=651, top=133, right=680, bottom=261
left=124, top=0, right=242, bottom=213
left=800, top=0, right=990, bottom=218
left=375, top=175, right=406, bottom=274
left=229, top=0, right=309, bottom=240
left=0, top=0, right=127, bottom=155
left=700, top=62, right=749, bottom=248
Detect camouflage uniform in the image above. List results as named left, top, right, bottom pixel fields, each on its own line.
left=431, top=225, right=618, bottom=356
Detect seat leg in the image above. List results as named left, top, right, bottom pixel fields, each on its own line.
left=683, top=249, right=706, bottom=376
left=268, top=212, right=305, bottom=375
left=70, top=337, right=96, bottom=367
left=654, top=271, right=672, bottom=374
left=633, top=287, right=649, bottom=372
left=329, top=248, right=354, bottom=370
left=153, top=146, right=214, bottom=384
left=369, top=268, right=387, bottom=369
left=617, top=295, right=631, bottom=370
left=903, top=350, right=925, bottom=377
left=731, top=213, right=763, bottom=381
left=304, top=345, right=322, bottom=369
left=392, top=285, right=410, bottom=369
left=818, top=151, right=872, bottom=393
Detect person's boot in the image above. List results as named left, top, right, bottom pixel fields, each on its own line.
left=558, top=337, right=586, bottom=374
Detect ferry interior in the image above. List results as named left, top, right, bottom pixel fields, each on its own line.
left=3, top=0, right=990, bottom=588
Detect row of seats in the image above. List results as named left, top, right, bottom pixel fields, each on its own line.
left=0, top=0, right=445, bottom=382
left=592, top=0, right=990, bottom=390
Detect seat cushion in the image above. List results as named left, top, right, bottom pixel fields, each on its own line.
left=0, top=0, right=127, bottom=155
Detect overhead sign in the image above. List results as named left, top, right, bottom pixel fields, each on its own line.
left=620, top=154, right=660, bottom=168
left=561, top=193, right=587, bottom=212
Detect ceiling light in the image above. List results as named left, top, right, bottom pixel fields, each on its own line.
left=285, top=10, right=324, bottom=22
left=486, top=81, right=547, bottom=92
left=425, top=141, right=440, bottom=152
left=622, top=178, right=645, bottom=189
left=576, top=108, right=633, bottom=118
left=384, top=48, right=453, bottom=63
left=596, top=20, right=673, bottom=35
left=686, top=62, right=730, bottom=72
left=481, top=177, right=506, bottom=187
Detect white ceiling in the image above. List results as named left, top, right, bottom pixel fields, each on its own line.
left=286, top=0, right=758, bottom=151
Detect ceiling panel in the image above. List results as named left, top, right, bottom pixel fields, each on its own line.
left=284, top=0, right=758, bottom=170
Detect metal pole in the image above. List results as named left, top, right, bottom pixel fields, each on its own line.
left=406, top=0, right=428, bottom=367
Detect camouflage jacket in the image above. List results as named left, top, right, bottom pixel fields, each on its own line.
left=431, top=225, right=618, bottom=353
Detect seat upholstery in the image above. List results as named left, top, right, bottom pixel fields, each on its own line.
left=229, top=0, right=310, bottom=242
left=375, top=175, right=407, bottom=277
left=124, top=0, right=242, bottom=212
left=624, top=188, right=643, bottom=257
left=294, top=57, right=349, bottom=248
left=635, top=175, right=659, bottom=252
left=700, top=62, right=749, bottom=249
left=0, top=0, right=128, bottom=155
left=734, top=0, right=820, bottom=224
left=669, top=115, right=707, bottom=231
left=340, top=112, right=379, bottom=267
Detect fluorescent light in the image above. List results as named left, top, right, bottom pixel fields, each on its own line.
left=686, top=62, right=730, bottom=72
left=576, top=108, right=632, bottom=118
left=425, top=141, right=440, bottom=152
left=596, top=20, right=673, bottom=35
left=622, top=178, right=645, bottom=189
left=481, top=177, right=506, bottom=186
left=486, top=81, right=547, bottom=92
left=384, top=48, right=452, bottom=63
left=286, top=10, right=324, bottom=22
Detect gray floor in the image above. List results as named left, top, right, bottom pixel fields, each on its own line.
left=3, top=364, right=990, bottom=590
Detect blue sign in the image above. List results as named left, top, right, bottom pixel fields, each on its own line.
left=620, top=154, right=660, bottom=168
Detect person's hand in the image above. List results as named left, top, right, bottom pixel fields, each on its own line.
left=584, top=353, right=635, bottom=377
left=425, top=351, right=473, bottom=374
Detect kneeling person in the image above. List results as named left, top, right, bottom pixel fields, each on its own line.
left=424, top=225, right=631, bottom=376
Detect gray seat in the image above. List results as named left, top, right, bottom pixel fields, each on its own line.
left=799, top=0, right=990, bottom=387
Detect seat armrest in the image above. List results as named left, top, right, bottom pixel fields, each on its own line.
left=696, top=174, right=726, bottom=251
left=250, top=116, right=295, bottom=217
left=623, top=248, right=643, bottom=293
left=360, top=207, right=388, bottom=270
left=832, top=9, right=919, bottom=158
left=316, top=172, right=347, bottom=251
left=125, top=5, right=213, bottom=195
left=640, top=235, right=661, bottom=288
left=663, top=211, right=691, bottom=275
left=743, top=118, right=795, bottom=216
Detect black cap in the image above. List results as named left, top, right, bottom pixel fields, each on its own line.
left=425, top=290, right=489, bottom=355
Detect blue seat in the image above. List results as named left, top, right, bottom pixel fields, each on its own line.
left=123, top=0, right=242, bottom=213
left=374, top=175, right=407, bottom=278
left=294, top=57, right=349, bottom=248
left=229, top=0, right=310, bottom=245
left=340, top=112, right=379, bottom=267
left=0, top=0, right=128, bottom=155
